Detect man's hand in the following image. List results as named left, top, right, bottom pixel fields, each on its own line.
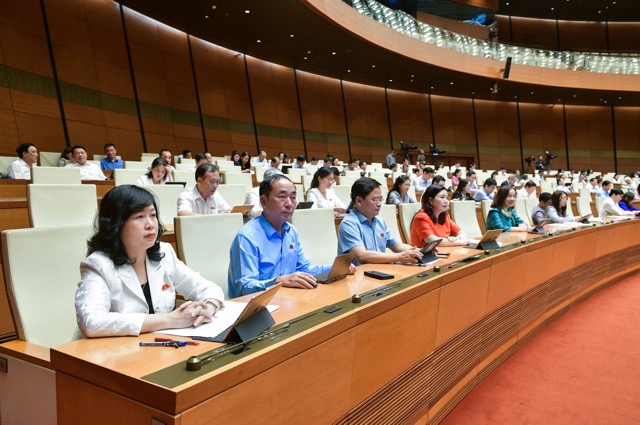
left=277, top=272, right=318, bottom=289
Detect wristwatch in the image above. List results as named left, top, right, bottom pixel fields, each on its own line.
left=204, top=300, right=219, bottom=315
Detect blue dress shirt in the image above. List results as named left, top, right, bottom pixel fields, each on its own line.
left=473, top=188, right=493, bottom=201
left=595, top=188, right=609, bottom=198
left=486, top=207, right=524, bottom=232
left=228, top=215, right=331, bottom=297
left=337, top=208, right=398, bottom=266
left=100, top=157, right=124, bottom=171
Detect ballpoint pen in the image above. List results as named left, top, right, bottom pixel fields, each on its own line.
left=154, top=337, right=200, bottom=346
left=139, top=341, right=187, bottom=347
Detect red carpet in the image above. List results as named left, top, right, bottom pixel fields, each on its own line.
left=440, top=273, right=640, bottom=425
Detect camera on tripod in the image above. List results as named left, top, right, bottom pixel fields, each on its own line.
left=545, top=151, right=557, bottom=162
left=429, top=143, right=446, bottom=156
left=524, top=156, right=535, bottom=165
left=400, top=140, right=417, bottom=152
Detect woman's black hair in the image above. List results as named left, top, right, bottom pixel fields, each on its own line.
left=310, top=167, right=334, bottom=189
left=621, top=191, right=635, bottom=205
left=60, top=146, right=73, bottom=159
left=387, top=175, right=411, bottom=204
left=145, top=157, right=169, bottom=182
left=421, top=184, right=447, bottom=225
left=87, top=185, right=165, bottom=265
left=491, top=186, right=515, bottom=209
left=347, top=177, right=380, bottom=212
left=551, top=190, right=568, bottom=217
left=239, top=151, right=251, bottom=170
left=456, top=179, right=469, bottom=194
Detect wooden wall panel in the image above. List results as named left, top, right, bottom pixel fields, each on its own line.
left=431, top=95, right=476, bottom=164
left=474, top=100, right=519, bottom=170
left=387, top=89, right=432, bottom=153
left=559, top=21, right=608, bottom=52
left=566, top=105, right=614, bottom=172
left=508, top=17, right=557, bottom=50
left=613, top=107, right=640, bottom=175
left=247, top=58, right=303, bottom=158
left=608, top=23, right=640, bottom=52
left=297, top=71, right=347, bottom=161
left=519, top=103, right=567, bottom=172
left=343, top=81, right=389, bottom=163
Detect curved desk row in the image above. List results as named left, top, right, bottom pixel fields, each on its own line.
left=8, top=218, right=640, bottom=424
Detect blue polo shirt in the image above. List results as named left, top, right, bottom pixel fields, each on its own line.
left=100, top=157, right=124, bottom=171
left=337, top=208, right=398, bottom=266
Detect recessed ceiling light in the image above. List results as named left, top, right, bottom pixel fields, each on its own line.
left=573, top=94, right=577, bottom=97
left=450, top=82, right=453, bottom=85
left=211, top=5, right=216, bottom=9
left=257, top=39, right=261, bottom=43
left=332, top=52, right=336, bottom=55
left=245, top=9, right=250, bottom=14
left=430, top=86, right=434, bottom=90
left=290, top=34, right=295, bottom=38
left=531, top=91, right=534, bottom=94
left=389, top=79, right=393, bottom=82
left=371, top=64, right=376, bottom=68
left=347, top=69, right=351, bottom=72
left=205, top=15, right=209, bottom=18
left=411, top=74, right=414, bottom=77
left=303, top=57, right=307, bottom=60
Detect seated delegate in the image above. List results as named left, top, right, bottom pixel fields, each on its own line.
left=410, top=184, right=470, bottom=247
left=486, top=186, right=529, bottom=232
left=451, top=178, right=473, bottom=201
left=619, top=192, right=639, bottom=212
left=64, top=144, right=106, bottom=181
left=137, top=157, right=173, bottom=185
left=386, top=175, right=417, bottom=206
left=531, top=192, right=552, bottom=225
left=546, top=191, right=583, bottom=223
left=306, top=166, right=346, bottom=213
left=177, top=164, right=231, bottom=215
left=74, top=185, right=224, bottom=339
left=229, top=174, right=354, bottom=297
left=599, top=188, right=639, bottom=218
left=473, top=178, right=497, bottom=201
left=338, top=177, right=422, bottom=266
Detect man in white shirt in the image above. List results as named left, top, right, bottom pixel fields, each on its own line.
left=252, top=150, right=269, bottom=167
left=8, top=143, right=38, bottom=179
left=556, top=176, right=572, bottom=194
left=65, top=145, right=106, bottom=180
left=413, top=167, right=434, bottom=193
left=517, top=180, right=537, bottom=199
left=177, top=164, right=230, bottom=216
left=269, top=156, right=282, bottom=171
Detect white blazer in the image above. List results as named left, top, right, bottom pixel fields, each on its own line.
left=74, top=242, right=224, bottom=339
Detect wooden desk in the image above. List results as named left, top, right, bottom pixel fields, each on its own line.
left=39, top=219, right=640, bottom=424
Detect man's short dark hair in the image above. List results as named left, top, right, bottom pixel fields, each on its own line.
left=195, top=163, right=218, bottom=180
left=194, top=153, right=206, bottom=162
left=297, top=155, right=305, bottom=162
left=484, top=178, right=497, bottom=187
left=539, top=192, right=552, bottom=203
left=103, top=143, right=115, bottom=150
left=602, top=180, right=612, bottom=187
left=350, top=177, right=381, bottom=205
left=525, top=180, right=537, bottom=188
left=72, top=144, right=86, bottom=154
left=433, top=175, right=445, bottom=184
left=260, top=174, right=291, bottom=197
left=16, top=143, right=35, bottom=158
left=182, top=149, right=191, bottom=157
left=424, top=167, right=434, bottom=174
left=466, top=170, right=476, bottom=178
left=609, top=188, right=623, bottom=196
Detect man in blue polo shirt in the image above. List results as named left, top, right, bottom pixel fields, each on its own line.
left=100, top=143, right=124, bottom=171
left=228, top=174, right=354, bottom=297
left=338, top=177, right=422, bottom=266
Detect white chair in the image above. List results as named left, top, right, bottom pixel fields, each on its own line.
left=31, top=166, right=81, bottom=184
left=136, top=184, right=183, bottom=231
left=141, top=153, right=157, bottom=160
left=174, top=214, right=243, bottom=298
left=125, top=161, right=152, bottom=170
left=92, top=154, right=106, bottom=161
left=179, top=158, right=195, bottom=166
left=379, top=205, right=403, bottom=250
left=38, top=151, right=61, bottom=167
left=578, top=188, right=592, bottom=199
left=398, top=203, right=421, bottom=244
left=216, top=184, right=247, bottom=207
left=290, top=208, right=338, bottom=265
left=524, top=197, right=539, bottom=224
left=338, top=175, right=359, bottom=188
left=216, top=160, right=235, bottom=167
left=218, top=164, right=241, bottom=173
left=224, top=172, right=253, bottom=193
left=0, top=155, right=15, bottom=172
left=576, top=197, right=592, bottom=217
left=173, top=169, right=195, bottom=184
left=254, top=166, right=267, bottom=182
left=332, top=185, right=351, bottom=207
left=515, top=198, right=532, bottom=226
left=481, top=199, right=493, bottom=221
left=28, top=184, right=97, bottom=228
left=113, top=168, right=144, bottom=186
left=594, top=197, right=605, bottom=217
left=302, top=174, right=313, bottom=192
left=175, top=163, right=194, bottom=170
left=2, top=224, right=94, bottom=346
left=287, top=168, right=307, bottom=184
left=449, top=200, right=482, bottom=239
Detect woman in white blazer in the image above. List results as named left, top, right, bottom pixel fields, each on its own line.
left=75, top=185, right=224, bottom=339
left=306, top=166, right=346, bottom=213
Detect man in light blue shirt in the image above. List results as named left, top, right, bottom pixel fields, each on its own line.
left=473, top=178, right=497, bottom=201
left=338, top=177, right=422, bottom=266
left=595, top=180, right=612, bottom=198
left=228, top=174, right=353, bottom=297
left=100, top=143, right=124, bottom=171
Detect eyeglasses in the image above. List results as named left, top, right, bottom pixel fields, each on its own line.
left=370, top=197, right=384, bottom=204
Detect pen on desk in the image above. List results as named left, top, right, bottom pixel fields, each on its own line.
left=154, top=337, right=199, bottom=346
left=139, top=341, right=187, bottom=347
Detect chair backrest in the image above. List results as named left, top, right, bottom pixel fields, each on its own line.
left=216, top=184, right=246, bottom=207
left=338, top=175, right=359, bottom=188
left=515, top=198, right=532, bottom=226
left=578, top=188, right=592, bottom=199
left=286, top=168, right=306, bottom=184
left=575, top=197, right=592, bottom=217
left=179, top=158, right=195, bottom=165
left=113, top=168, right=144, bottom=186
left=38, top=151, right=61, bottom=167
left=398, top=203, right=422, bottom=244
left=125, top=161, right=152, bottom=170
left=218, top=164, right=241, bottom=173
left=216, top=160, right=235, bottom=167
left=594, top=197, right=605, bottom=217
left=141, top=153, right=157, bottom=159
left=175, top=163, right=194, bottom=170
left=223, top=172, right=253, bottom=192
left=481, top=199, right=493, bottom=220
left=524, top=197, right=539, bottom=223
left=302, top=174, right=313, bottom=192
left=174, top=214, right=243, bottom=298
left=379, top=204, right=403, bottom=248
left=173, top=169, right=195, bottom=184
left=28, top=184, right=97, bottom=228
left=31, top=166, right=81, bottom=184
left=2, top=224, right=94, bottom=346
left=332, top=185, right=351, bottom=208
left=0, top=155, right=15, bottom=172
left=254, top=166, right=267, bottom=182
left=449, top=200, right=483, bottom=239
left=137, top=184, right=184, bottom=230
left=290, top=208, right=338, bottom=265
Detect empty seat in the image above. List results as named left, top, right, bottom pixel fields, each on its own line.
left=224, top=172, right=253, bottom=192
left=575, top=197, right=592, bottom=217
left=125, top=161, right=152, bottom=170
left=113, top=168, right=144, bottom=186
left=174, top=214, right=243, bottom=298
left=173, top=169, right=195, bottom=184
left=515, top=198, right=532, bottom=226
left=290, top=208, right=338, bottom=265
left=136, top=184, right=184, bottom=231
left=38, top=151, right=62, bottom=167
left=216, top=184, right=247, bottom=208
left=449, top=200, right=482, bottom=239
left=28, top=184, right=97, bottom=228
left=31, top=166, right=81, bottom=184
